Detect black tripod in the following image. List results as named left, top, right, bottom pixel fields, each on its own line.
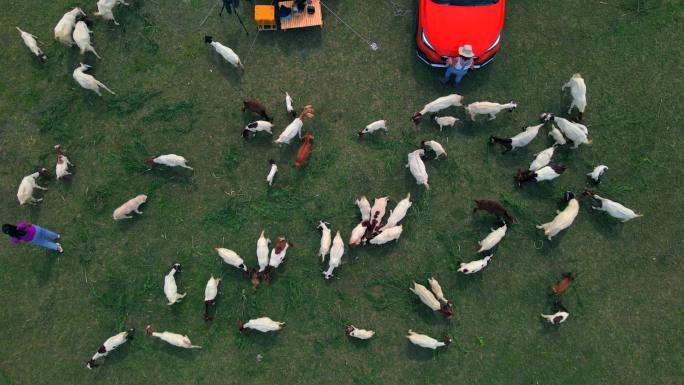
left=220, top=0, right=249, bottom=35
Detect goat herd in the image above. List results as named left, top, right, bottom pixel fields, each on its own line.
left=12, top=2, right=645, bottom=372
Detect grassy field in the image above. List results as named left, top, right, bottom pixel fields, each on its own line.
left=1, top=0, right=683, bottom=384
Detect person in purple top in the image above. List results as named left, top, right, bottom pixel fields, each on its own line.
left=3, top=222, right=63, bottom=252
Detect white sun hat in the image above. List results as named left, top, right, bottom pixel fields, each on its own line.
left=458, top=44, right=475, bottom=58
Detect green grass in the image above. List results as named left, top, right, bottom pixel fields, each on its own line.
left=1, top=0, right=683, bottom=384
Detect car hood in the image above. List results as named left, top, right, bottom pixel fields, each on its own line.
left=421, top=1, right=505, bottom=57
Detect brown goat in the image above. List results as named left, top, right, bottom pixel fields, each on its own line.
left=295, top=133, right=314, bottom=167
left=551, top=272, right=575, bottom=295
left=242, top=99, right=272, bottom=121
left=473, top=200, right=514, bottom=225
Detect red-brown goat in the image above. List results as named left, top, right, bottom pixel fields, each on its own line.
left=473, top=200, right=514, bottom=225
left=242, top=99, right=272, bottom=121
left=550, top=272, right=575, bottom=295
left=295, top=133, right=314, bottom=168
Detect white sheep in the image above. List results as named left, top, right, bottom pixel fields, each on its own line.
left=370, top=196, right=390, bottom=229
left=345, top=325, right=374, bottom=340
left=16, top=27, right=46, bottom=61
left=584, top=190, right=643, bottom=222
left=215, top=248, right=247, bottom=271
left=112, top=194, right=147, bottom=220
left=95, top=0, right=130, bottom=25
left=54, top=145, right=73, bottom=179
left=145, top=325, right=201, bottom=348
left=203, top=276, right=220, bottom=320
left=349, top=221, right=367, bottom=246
left=17, top=169, right=48, bottom=205
left=536, top=192, right=579, bottom=240
left=318, top=221, right=332, bottom=262
left=421, top=140, right=447, bottom=158
left=359, top=120, right=387, bottom=137
left=406, top=330, right=451, bottom=349
left=285, top=92, right=295, bottom=118
left=356, top=196, right=371, bottom=223
left=541, top=302, right=569, bottom=325
left=54, top=7, right=85, bottom=46
left=244, top=120, right=274, bottom=137
left=458, top=255, right=492, bottom=274
left=541, top=113, right=589, bottom=148
left=204, top=35, right=243, bottom=69
left=369, top=225, right=402, bottom=245
left=86, top=329, right=134, bottom=369
left=562, top=73, right=587, bottom=119
left=73, top=21, right=101, bottom=59
left=548, top=124, right=567, bottom=145
left=465, top=101, right=517, bottom=121
left=266, top=160, right=278, bottom=186
left=406, top=149, right=429, bottom=189
left=433, top=116, right=459, bottom=131
left=476, top=223, right=507, bottom=253
left=73, top=63, right=115, bottom=96
left=146, top=154, right=193, bottom=170
left=257, top=230, right=270, bottom=272
left=587, top=165, right=608, bottom=183
left=489, top=123, right=543, bottom=153
left=239, top=317, right=284, bottom=333
left=323, top=231, right=344, bottom=279
left=427, top=277, right=450, bottom=305
left=529, top=146, right=556, bottom=172
left=275, top=105, right=314, bottom=145
left=164, top=263, right=186, bottom=306
left=412, top=94, right=464, bottom=125
left=382, top=193, right=412, bottom=229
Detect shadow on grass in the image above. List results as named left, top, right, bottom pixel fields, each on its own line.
left=403, top=341, right=449, bottom=361
left=33, top=251, right=58, bottom=286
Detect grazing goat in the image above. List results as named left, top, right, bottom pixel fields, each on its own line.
left=370, top=196, right=390, bottom=230
left=243, top=120, right=274, bottom=138
left=476, top=223, right=507, bottom=253
left=536, top=192, right=579, bottom=240
left=562, top=73, right=587, bottom=120
left=113, top=194, right=147, bottom=220
left=465, top=101, right=517, bottom=121
left=583, top=189, right=643, bottom=222
left=548, top=124, right=567, bottom=145
left=285, top=92, right=295, bottom=118
left=345, top=326, right=374, bottom=340
left=54, top=145, right=73, bottom=179
left=550, top=272, right=575, bottom=295
left=406, top=149, right=429, bottom=189
left=369, top=225, right=402, bottom=245
left=242, top=99, right=272, bottom=121
left=421, top=140, right=447, bottom=158
left=54, top=7, right=85, bottom=46
left=433, top=116, right=459, bottom=131
left=318, top=221, right=331, bottom=262
left=268, top=237, right=290, bottom=269
left=145, top=154, right=193, bottom=170
left=356, top=196, right=371, bottom=223
left=266, top=160, right=278, bottom=186
left=256, top=230, right=270, bottom=273
left=587, top=165, right=608, bottom=184
left=295, top=133, right=314, bottom=167
left=540, top=113, right=590, bottom=148
left=529, top=146, right=556, bottom=172
left=516, top=164, right=566, bottom=187
left=427, top=277, right=452, bottom=306
left=410, top=281, right=452, bottom=318
left=239, top=317, right=284, bottom=333
left=473, top=200, right=514, bottom=225
left=412, top=94, right=464, bottom=125
left=204, top=36, right=243, bottom=69
left=489, top=123, right=542, bottom=153
left=349, top=221, right=367, bottom=246
left=73, top=63, right=115, bottom=96
left=382, top=193, right=412, bottom=229
left=145, top=325, right=201, bottom=348
left=95, top=0, right=130, bottom=25
left=323, top=231, right=344, bottom=279
left=203, top=276, right=220, bottom=320
left=215, top=248, right=247, bottom=271
left=86, top=329, right=134, bottom=369
left=458, top=255, right=492, bottom=274
left=275, top=105, right=314, bottom=145
left=164, top=263, right=186, bottom=306
left=16, top=27, right=46, bottom=62
left=406, top=330, right=451, bottom=350
left=17, top=169, right=49, bottom=205
left=73, top=21, right=101, bottom=59
left=540, top=301, right=569, bottom=325
left=359, top=120, right=387, bottom=138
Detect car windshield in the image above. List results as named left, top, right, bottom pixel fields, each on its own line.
left=431, top=0, right=499, bottom=5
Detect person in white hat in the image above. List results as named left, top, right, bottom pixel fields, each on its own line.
left=440, top=44, right=475, bottom=85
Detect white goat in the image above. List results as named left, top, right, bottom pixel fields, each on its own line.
left=359, top=120, right=387, bottom=137
left=529, top=146, right=556, bottom=171
left=285, top=92, right=295, bottom=118
left=406, top=149, right=429, bottom=189
left=356, top=196, right=371, bottom=222
left=54, top=7, right=85, bottom=46
left=584, top=190, right=643, bottom=222
left=73, top=63, right=115, bottom=96
left=17, top=169, right=48, bottom=205
left=548, top=124, right=567, bottom=145
left=95, top=0, right=130, bottom=25
left=490, top=124, right=543, bottom=153
left=275, top=105, right=314, bottom=145
left=536, top=192, right=579, bottom=240
left=406, top=330, right=450, bottom=349
left=73, top=21, right=101, bottom=59
left=323, top=231, right=344, bottom=279
left=54, top=145, right=73, bottom=179
left=146, top=325, right=201, bottom=348
left=203, top=276, right=220, bottom=320
left=269, top=238, right=289, bottom=269
left=465, top=101, right=517, bottom=121
left=477, top=223, right=507, bottom=253
left=112, top=194, right=147, bottom=220
left=86, top=329, right=134, bottom=369
left=239, top=317, right=284, bottom=333
left=257, top=230, right=270, bottom=272
left=410, top=281, right=450, bottom=317
left=587, top=165, right=608, bottom=183
left=562, top=73, right=587, bottom=118
left=370, top=196, right=390, bottom=229
left=382, top=193, right=412, bottom=229
left=412, top=94, right=464, bottom=125
left=421, top=140, right=447, bottom=158
left=244, top=121, right=274, bottom=137
left=146, top=154, right=193, bottom=170
left=215, top=248, right=247, bottom=271
left=204, top=36, right=243, bottom=69
left=349, top=221, right=367, bottom=246
left=266, top=160, right=278, bottom=186
left=458, top=255, right=492, bottom=274
left=369, top=225, right=402, bottom=245
left=541, top=302, right=570, bottom=325
left=433, top=116, right=459, bottom=131
left=427, top=277, right=450, bottom=305
left=164, top=263, right=186, bottom=306
left=16, top=27, right=46, bottom=61
left=318, top=221, right=332, bottom=262
left=345, top=326, right=374, bottom=340
left=541, top=113, right=589, bottom=148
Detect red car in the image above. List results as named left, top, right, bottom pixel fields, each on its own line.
left=416, top=0, right=506, bottom=69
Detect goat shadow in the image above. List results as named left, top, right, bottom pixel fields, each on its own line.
left=403, top=340, right=450, bottom=361
left=206, top=50, right=243, bottom=87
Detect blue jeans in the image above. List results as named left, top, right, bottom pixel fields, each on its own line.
left=29, top=225, right=60, bottom=251
left=443, top=66, right=469, bottom=84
